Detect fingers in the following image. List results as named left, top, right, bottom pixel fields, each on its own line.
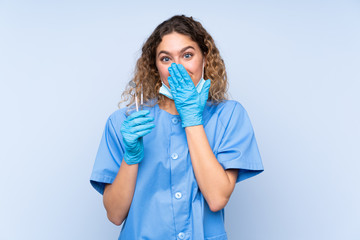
left=169, top=63, right=196, bottom=88
left=135, top=128, right=155, bottom=138
left=176, top=64, right=193, bottom=86
left=126, top=110, right=150, bottom=121
left=127, top=116, right=154, bottom=127
left=129, top=122, right=155, bottom=134
left=168, top=66, right=181, bottom=88
left=167, top=76, right=178, bottom=96
left=169, top=63, right=186, bottom=88
left=123, top=109, right=155, bottom=132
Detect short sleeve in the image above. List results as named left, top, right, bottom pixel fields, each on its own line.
left=216, top=102, right=264, bottom=183
left=90, top=114, right=125, bottom=195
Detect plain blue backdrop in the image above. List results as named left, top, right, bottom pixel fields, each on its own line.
left=0, top=0, right=359, bottom=239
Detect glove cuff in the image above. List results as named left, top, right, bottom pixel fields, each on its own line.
left=124, top=149, right=144, bottom=165
left=181, top=114, right=203, bottom=128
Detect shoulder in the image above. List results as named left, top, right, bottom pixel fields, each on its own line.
left=212, top=99, right=245, bottom=113
left=106, top=108, right=128, bottom=130
left=208, top=100, right=247, bottom=127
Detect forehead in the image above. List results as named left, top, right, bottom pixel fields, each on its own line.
left=156, top=32, right=200, bottom=53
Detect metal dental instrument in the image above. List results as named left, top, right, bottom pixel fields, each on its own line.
left=129, top=80, right=143, bottom=111
left=140, top=84, right=143, bottom=110
left=129, top=80, right=139, bottom=111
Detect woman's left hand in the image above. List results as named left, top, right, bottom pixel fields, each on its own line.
left=168, top=63, right=211, bottom=128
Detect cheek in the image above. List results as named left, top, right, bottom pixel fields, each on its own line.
left=183, top=56, right=202, bottom=72
left=182, top=62, right=202, bottom=78
left=157, top=65, right=169, bottom=81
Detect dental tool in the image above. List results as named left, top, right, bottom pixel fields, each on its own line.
left=129, top=80, right=143, bottom=111
left=140, top=84, right=143, bottom=110
left=129, top=80, right=139, bottom=111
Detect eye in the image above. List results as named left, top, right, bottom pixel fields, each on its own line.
left=184, top=52, right=193, bottom=59
left=160, top=56, right=171, bottom=62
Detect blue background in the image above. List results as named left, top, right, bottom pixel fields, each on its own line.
left=0, top=0, right=359, bottom=239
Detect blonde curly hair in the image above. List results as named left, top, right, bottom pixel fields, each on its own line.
left=118, top=15, right=229, bottom=112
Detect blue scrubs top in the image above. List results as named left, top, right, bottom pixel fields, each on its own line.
left=90, top=99, right=264, bottom=240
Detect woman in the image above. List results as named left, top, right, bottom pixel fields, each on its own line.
left=90, top=15, right=264, bottom=240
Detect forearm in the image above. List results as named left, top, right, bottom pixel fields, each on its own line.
left=185, top=125, right=233, bottom=212
left=103, top=158, right=138, bottom=226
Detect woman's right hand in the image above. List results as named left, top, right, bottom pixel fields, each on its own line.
left=120, top=110, right=155, bottom=165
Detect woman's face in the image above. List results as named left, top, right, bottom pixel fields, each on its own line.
left=155, top=32, right=205, bottom=88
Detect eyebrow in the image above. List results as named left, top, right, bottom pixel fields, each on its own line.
left=157, top=46, right=195, bottom=57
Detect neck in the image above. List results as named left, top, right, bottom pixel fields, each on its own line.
left=158, top=98, right=179, bottom=115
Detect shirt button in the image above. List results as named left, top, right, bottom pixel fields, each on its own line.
left=172, top=118, right=178, bottom=124
left=171, top=153, right=178, bottom=160
left=178, top=232, right=185, bottom=239
left=175, top=192, right=182, bottom=199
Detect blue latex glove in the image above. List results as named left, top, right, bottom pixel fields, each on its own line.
left=120, top=110, right=155, bottom=165
left=167, top=63, right=211, bottom=128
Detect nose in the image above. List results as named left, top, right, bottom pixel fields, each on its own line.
left=173, top=57, right=181, bottom=65
left=167, top=59, right=182, bottom=74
